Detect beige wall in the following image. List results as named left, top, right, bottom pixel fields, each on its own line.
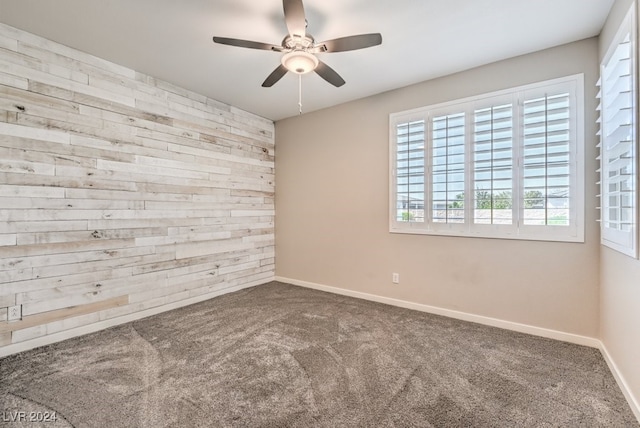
left=276, top=38, right=600, bottom=337
left=601, top=247, right=640, bottom=409
left=0, top=24, right=274, bottom=356
left=598, top=0, right=640, bottom=413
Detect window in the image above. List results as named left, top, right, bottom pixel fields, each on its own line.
left=597, top=4, right=638, bottom=258
left=390, top=75, right=584, bottom=242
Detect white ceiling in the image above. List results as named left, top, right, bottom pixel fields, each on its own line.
left=0, top=0, right=614, bottom=121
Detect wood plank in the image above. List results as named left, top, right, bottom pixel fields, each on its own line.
left=166, top=141, right=273, bottom=169
left=0, top=245, right=156, bottom=272
left=0, top=134, right=135, bottom=164
left=0, top=71, right=29, bottom=89
left=18, top=40, right=136, bottom=86
left=0, top=171, right=139, bottom=192
left=0, top=220, right=88, bottom=234
left=0, top=97, right=101, bottom=129
left=175, top=239, right=253, bottom=260
left=0, top=55, right=135, bottom=107
left=15, top=113, right=108, bottom=140
left=136, top=127, right=229, bottom=155
left=3, top=197, right=143, bottom=211
left=0, top=158, right=55, bottom=175
left=21, top=273, right=163, bottom=316
left=48, top=63, right=89, bottom=84
left=132, top=254, right=214, bottom=276
left=44, top=312, right=100, bottom=336
left=95, top=159, right=211, bottom=180
left=0, top=83, right=81, bottom=114
left=0, top=234, right=17, bottom=246
left=17, top=226, right=165, bottom=245
left=0, top=146, right=70, bottom=165
left=17, top=270, right=165, bottom=305
left=9, top=29, right=136, bottom=79
left=0, top=267, right=32, bottom=284
left=69, top=132, right=172, bottom=159
left=134, top=230, right=230, bottom=247
left=78, top=104, right=179, bottom=135
left=134, top=154, right=230, bottom=175
left=0, top=121, right=69, bottom=144
left=86, top=217, right=207, bottom=230
left=0, top=33, right=18, bottom=51
left=27, top=81, right=174, bottom=127
left=64, top=187, right=193, bottom=202
left=0, top=296, right=128, bottom=334
left=31, top=252, right=174, bottom=282
left=10, top=324, right=47, bottom=343
left=0, top=238, right=137, bottom=258
left=5, top=267, right=132, bottom=295
left=0, top=294, right=15, bottom=307
left=129, top=274, right=225, bottom=304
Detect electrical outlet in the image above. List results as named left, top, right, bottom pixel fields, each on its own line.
left=8, top=305, right=22, bottom=321
left=392, top=273, right=400, bottom=284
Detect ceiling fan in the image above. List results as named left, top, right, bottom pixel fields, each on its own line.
left=213, top=0, right=382, bottom=88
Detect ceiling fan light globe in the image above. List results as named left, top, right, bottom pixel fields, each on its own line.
left=281, top=51, right=318, bottom=74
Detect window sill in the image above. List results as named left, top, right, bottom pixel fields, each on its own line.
left=389, top=225, right=585, bottom=243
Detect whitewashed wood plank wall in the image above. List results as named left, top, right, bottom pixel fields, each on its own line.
left=0, top=23, right=275, bottom=355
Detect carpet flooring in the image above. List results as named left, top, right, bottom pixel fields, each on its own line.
left=0, top=281, right=637, bottom=427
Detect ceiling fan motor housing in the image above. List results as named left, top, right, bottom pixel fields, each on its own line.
left=282, top=34, right=316, bottom=50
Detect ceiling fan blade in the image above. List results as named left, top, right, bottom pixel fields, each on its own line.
left=213, top=36, right=282, bottom=51
left=262, top=64, right=289, bottom=87
left=283, top=0, right=306, bottom=38
left=313, top=33, right=382, bottom=53
left=315, top=60, right=345, bottom=87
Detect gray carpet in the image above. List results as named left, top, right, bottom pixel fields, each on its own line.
left=0, top=281, right=637, bottom=427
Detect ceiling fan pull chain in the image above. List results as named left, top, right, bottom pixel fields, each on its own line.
left=298, top=73, right=303, bottom=115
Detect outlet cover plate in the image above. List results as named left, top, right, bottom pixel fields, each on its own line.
left=8, top=305, right=22, bottom=321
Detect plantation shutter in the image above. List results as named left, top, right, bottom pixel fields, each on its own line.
left=598, top=16, right=637, bottom=257
left=522, top=92, right=572, bottom=227
left=473, top=103, right=514, bottom=225
left=395, top=120, right=426, bottom=223
left=431, top=112, right=465, bottom=224
left=390, top=74, right=584, bottom=242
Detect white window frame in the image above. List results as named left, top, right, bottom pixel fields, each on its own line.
left=389, top=74, right=585, bottom=243
left=598, top=3, right=638, bottom=258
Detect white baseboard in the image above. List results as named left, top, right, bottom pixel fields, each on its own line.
left=276, top=276, right=640, bottom=422
left=275, top=276, right=600, bottom=348
left=599, top=342, right=640, bottom=423
left=0, top=279, right=266, bottom=359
